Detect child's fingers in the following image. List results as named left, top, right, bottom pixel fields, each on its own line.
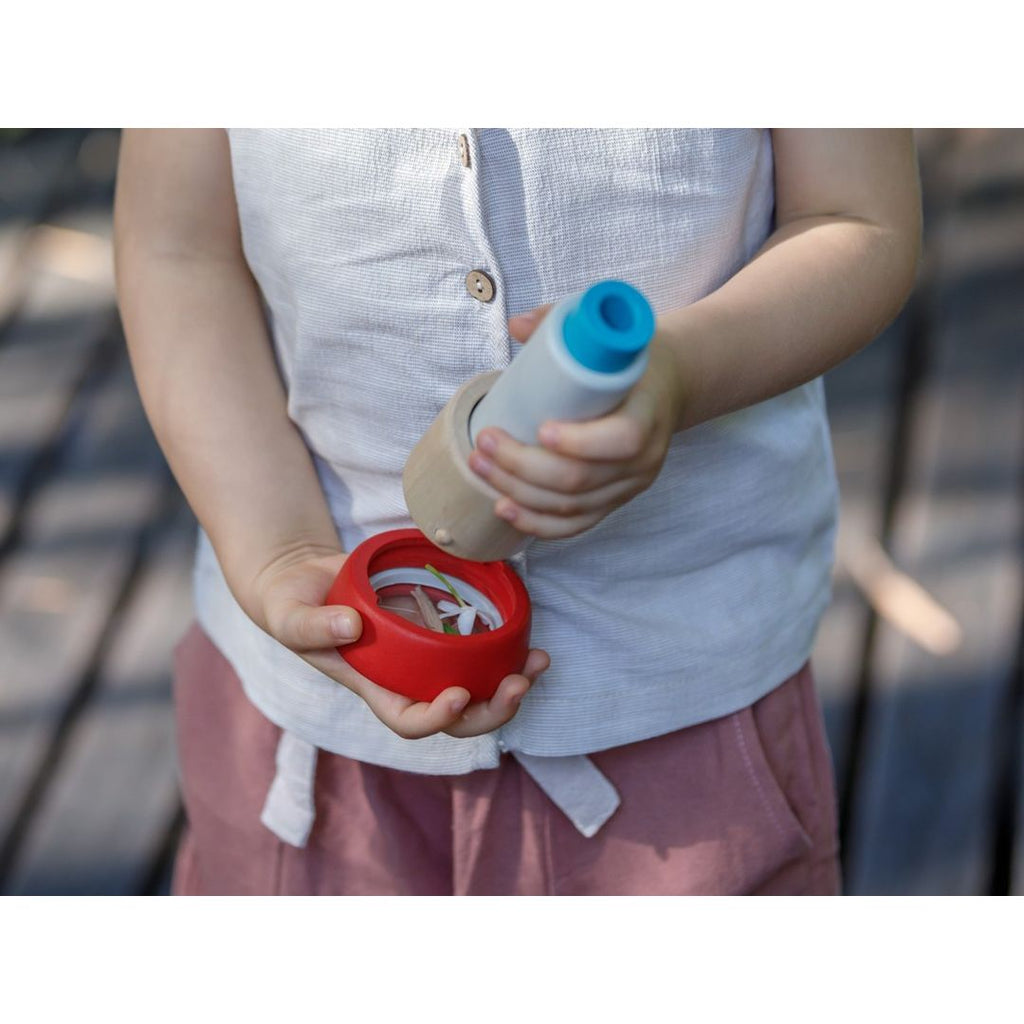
left=443, top=648, right=551, bottom=739
left=539, top=388, right=657, bottom=462
left=370, top=686, right=475, bottom=740
left=508, top=304, right=552, bottom=343
left=267, top=599, right=362, bottom=652
left=303, top=633, right=549, bottom=741
left=491, top=499, right=606, bottom=540
left=473, top=429, right=624, bottom=494
left=441, top=676, right=526, bottom=739
left=300, top=647, right=474, bottom=740
left=473, top=453, right=642, bottom=517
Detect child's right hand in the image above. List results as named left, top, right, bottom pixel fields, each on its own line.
left=248, top=546, right=549, bottom=740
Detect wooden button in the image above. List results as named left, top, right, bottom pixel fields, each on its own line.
left=466, top=270, right=495, bottom=303
left=458, top=133, right=471, bottom=168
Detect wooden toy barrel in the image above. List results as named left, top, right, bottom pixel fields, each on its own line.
left=402, top=371, right=527, bottom=562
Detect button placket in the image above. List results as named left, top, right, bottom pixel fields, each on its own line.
left=460, top=132, right=496, bottom=307
left=457, top=129, right=527, bottom=760
left=458, top=129, right=512, bottom=369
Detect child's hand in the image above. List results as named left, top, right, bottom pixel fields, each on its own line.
left=467, top=306, right=685, bottom=540
left=249, top=546, right=550, bottom=740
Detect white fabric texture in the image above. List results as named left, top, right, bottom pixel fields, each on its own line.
left=196, top=129, right=838, bottom=788
left=260, top=731, right=318, bottom=847
left=260, top=731, right=620, bottom=846
left=512, top=753, right=621, bottom=838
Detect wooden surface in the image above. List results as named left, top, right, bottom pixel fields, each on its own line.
left=402, top=369, right=530, bottom=561
left=0, top=131, right=192, bottom=894
left=0, top=128, right=1020, bottom=895
left=816, top=129, right=1024, bottom=894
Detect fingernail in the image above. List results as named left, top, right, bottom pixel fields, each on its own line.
left=509, top=690, right=525, bottom=708
left=470, top=451, right=493, bottom=476
left=450, top=695, right=470, bottom=715
left=332, top=613, right=356, bottom=639
left=478, top=432, right=497, bottom=455
left=497, top=502, right=518, bottom=523
left=539, top=423, right=559, bottom=446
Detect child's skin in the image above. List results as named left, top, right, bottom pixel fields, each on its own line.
left=114, top=129, right=921, bottom=742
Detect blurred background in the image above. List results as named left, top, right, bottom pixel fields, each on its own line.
left=0, top=128, right=1020, bottom=896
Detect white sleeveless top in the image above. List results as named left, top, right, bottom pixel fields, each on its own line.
left=194, top=129, right=837, bottom=835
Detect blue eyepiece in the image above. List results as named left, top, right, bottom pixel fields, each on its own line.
left=561, top=280, right=655, bottom=373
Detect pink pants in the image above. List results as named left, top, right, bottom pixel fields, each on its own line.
left=171, top=625, right=841, bottom=895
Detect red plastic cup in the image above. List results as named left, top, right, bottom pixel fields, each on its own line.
left=326, top=529, right=531, bottom=704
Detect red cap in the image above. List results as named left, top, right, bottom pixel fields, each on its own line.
left=326, top=529, right=531, bottom=704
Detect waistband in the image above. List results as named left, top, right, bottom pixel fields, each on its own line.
left=260, top=730, right=621, bottom=846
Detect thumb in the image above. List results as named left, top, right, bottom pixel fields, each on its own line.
left=268, top=598, right=363, bottom=653
left=508, top=303, right=553, bottom=343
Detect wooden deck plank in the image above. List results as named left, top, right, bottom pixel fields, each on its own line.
left=1014, top=630, right=1024, bottom=895
left=814, top=131, right=956, bottom=833
left=0, top=131, right=87, bottom=329
left=0, top=347, right=171, bottom=862
left=4, top=496, right=195, bottom=895
left=814, top=326, right=903, bottom=791
left=0, top=224, right=35, bottom=329
left=0, top=224, right=116, bottom=545
left=843, top=142, right=1024, bottom=894
left=0, top=132, right=85, bottom=224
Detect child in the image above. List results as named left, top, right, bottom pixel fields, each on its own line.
left=114, top=129, right=920, bottom=895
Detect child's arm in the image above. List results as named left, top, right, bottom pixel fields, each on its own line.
left=114, top=129, right=546, bottom=739
left=469, top=129, right=922, bottom=539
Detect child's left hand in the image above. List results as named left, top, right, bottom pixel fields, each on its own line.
left=467, top=305, right=686, bottom=540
